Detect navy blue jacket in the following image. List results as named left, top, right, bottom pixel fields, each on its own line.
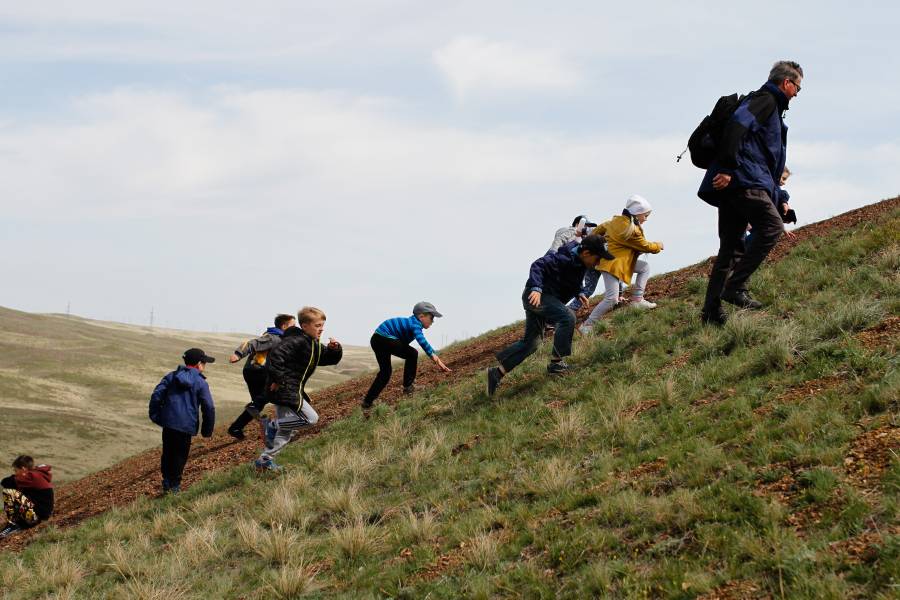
left=698, top=82, right=790, bottom=205
left=149, top=365, right=215, bottom=436
left=526, top=241, right=590, bottom=303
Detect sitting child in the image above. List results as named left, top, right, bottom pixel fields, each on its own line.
left=580, top=195, right=665, bottom=334
left=1, top=455, right=54, bottom=538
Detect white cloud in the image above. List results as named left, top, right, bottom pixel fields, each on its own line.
left=434, top=36, right=582, bottom=100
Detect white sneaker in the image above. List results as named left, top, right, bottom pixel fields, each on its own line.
left=578, top=324, right=593, bottom=336
left=630, top=298, right=657, bottom=310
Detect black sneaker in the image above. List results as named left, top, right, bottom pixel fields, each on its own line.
left=402, top=385, right=416, bottom=396
left=721, top=290, right=763, bottom=310
left=0, top=523, right=22, bottom=538
left=227, top=428, right=246, bottom=441
left=547, top=361, right=571, bottom=375
left=486, top=367, right=503, bottom=396
left=700, top=306, right=728, bottom=326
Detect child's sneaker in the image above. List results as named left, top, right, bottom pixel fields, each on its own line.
left=578, top=324, right=593, bottom=336
left=630, top=298, right=657, bottom=310
left=486, top=367, right=503, bottom=397
left=0, top=523, right=22, bottom=538
left=227, top=427, right=245, bottom=441
left=547, top=361, right=572, bottom=375
left=254, top=457, right=282, bottom=472
left=402, top=384, right=416, bottom=396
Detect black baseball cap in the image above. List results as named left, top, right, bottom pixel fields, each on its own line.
left=183, top=348, right=215, bottom=365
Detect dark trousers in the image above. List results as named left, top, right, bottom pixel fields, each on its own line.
left=228, top=369, right=269, bottom=432
left=704, top=188, right=783, bottom=310
left=160, top=428, right=193, bottom=490
left=496, top=290, right=576, bottom=373
left=362, top=333, right=419, bottom=405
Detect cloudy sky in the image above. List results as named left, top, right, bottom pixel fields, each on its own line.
left=1, top=1, right=897, bottom=347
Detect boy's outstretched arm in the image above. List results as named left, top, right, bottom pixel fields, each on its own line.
left=320, top=338, right=344, bottom=366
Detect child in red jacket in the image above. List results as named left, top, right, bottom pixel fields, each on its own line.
left=1, top=455, right=54, bottom=538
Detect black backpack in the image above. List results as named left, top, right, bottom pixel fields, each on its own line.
left=678, top=92, right=750, bottom=169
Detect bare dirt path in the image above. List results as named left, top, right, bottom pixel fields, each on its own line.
left=3, top=196, right=898, bottom=552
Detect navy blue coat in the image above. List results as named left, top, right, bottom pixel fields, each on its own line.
left=526, top=241, right=590, bottom=303
left=149, top=365, right=215, bottom=436
left=698, top=82, right=790, bottom=205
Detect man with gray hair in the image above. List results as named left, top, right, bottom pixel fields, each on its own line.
left=698, top=60, right=803, bottom=325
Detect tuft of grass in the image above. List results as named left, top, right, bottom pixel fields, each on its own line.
left=266, top=560, right=322, bottom=598
left=526, top=457, right=578, bottom=495
left=407, top=439, right=438, bottom=480
left=117, top=580, right=188, bottom=600
left=464, top=531, right=500, bottom=571
left=319, top=482, right=367, bottom=521
left=396, top=508, right=439, bottom=544
left=40, top=544, right=85, bottom=590
left=329, top=517, right=383, bottom=559
left=549, top=405, right=588, bottom=446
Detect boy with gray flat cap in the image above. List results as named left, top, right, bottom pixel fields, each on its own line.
left=361, top=301, right=451, bottom=411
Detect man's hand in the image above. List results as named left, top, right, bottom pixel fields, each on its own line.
left=528, top=291, right=542, bottom=307
left=712, top=173, right=732, bottom=190
left=229, top=353, right=240, bottom=363
left=433, top=355, right=452, bottom=373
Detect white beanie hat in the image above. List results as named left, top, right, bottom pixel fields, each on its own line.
left=625, top=194, right=652, bottom=216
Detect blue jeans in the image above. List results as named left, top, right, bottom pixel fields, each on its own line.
left=496, top=290, right=576, bottom=373
left=567, top=269, right=601, bottom=310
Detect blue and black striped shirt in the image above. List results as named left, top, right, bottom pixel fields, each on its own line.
left=374, top=315, right=436, bottom=356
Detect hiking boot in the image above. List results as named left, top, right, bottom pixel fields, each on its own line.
left=486, top=367, right=503, bottom=397
left=721, top=289, right=763, bottom=310
left=402, top=384, right=416, bottom=396
left=547, top=361, right=572, bottom=375
left=254, top=457, right=282, bottom=472
left=630, top=298, right=657, bottom=310
left=700, top=306, right=728, bottom=326
left=0, top=523, right=22, bottom=538
left=227, top=427, right=246, bottom=441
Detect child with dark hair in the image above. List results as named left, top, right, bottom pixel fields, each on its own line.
left=487, top=234, right=614, bottom=395
left=255, top=307, right=343, bottom=472
left=1, top=455, right=54, bottom=538
left=149, top=348, right=216, bottom=494
left=361, top=302, right=452, bottom=412
left=548, top=215, right=597, bottom=253
left=227, top=313, right=296, bottom=441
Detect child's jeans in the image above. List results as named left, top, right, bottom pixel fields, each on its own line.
left=496, top=290, right=576, bottom=373
left=3, top=489, right=39, bottom=528
left=582, top=261, right=650, bottom=329
left=261, top=402, right=320, bottom=461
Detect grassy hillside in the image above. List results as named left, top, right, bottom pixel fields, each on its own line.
left=1, top=206, right=897, bottom=599
left=0, top=311, right=375, bottom=482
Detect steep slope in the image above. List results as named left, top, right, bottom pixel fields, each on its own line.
left=0, top=311, right=375, bottom=481
left=1, top=196, right=897, bottom=599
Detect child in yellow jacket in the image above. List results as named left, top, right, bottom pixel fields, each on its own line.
left=580, top=195, right=664, bottom=334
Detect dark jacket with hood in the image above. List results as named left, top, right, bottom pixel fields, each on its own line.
left=698, top=81, right=790, bottom=205
left=1, top=465, right=54, bottom=521
left=234, top=327, right=285, bottom=373
left=526, top=241, right=597, bottom=304
left=266, top=327, right=343, bottom=410
left=149, top=365, right=215, bottom=436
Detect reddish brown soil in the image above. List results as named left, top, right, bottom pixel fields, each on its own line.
left=3, top=196, right=898, bottom=552
left=753, top=375, right=845, bottom=415
left=697, top=579, right=771, bottom=600
left=856, top=315, right=900, bottom=351
left=844, top=425, right=900, bottom=494
left=827, top=525, right=900, bottom=565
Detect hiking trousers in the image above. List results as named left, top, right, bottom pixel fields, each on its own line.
left=704, top=188, right=783, bottom=310
left=228, top=368, right=269, bottom=432
left=582, top=260, right=651, bottom=328
left=362, top=333, right=419, bottom=405
left=260, top=402, right=320, bottom=461
left=160, top=427, right=193, bottom=490
left=496, top=290, right=575, bottom=373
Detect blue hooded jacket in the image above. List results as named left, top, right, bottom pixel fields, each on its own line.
left=526, top=241, right=591, bottom=303
left=698, top=82, right=790, bottom=205
left=149, top=365, right=216, bottom=436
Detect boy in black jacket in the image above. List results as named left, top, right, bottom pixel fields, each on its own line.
left=1, top=455, right=54, bottom=538
left=255, top=306, right=342, bottom=472
left=487, top=234, right=613, bottom=396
